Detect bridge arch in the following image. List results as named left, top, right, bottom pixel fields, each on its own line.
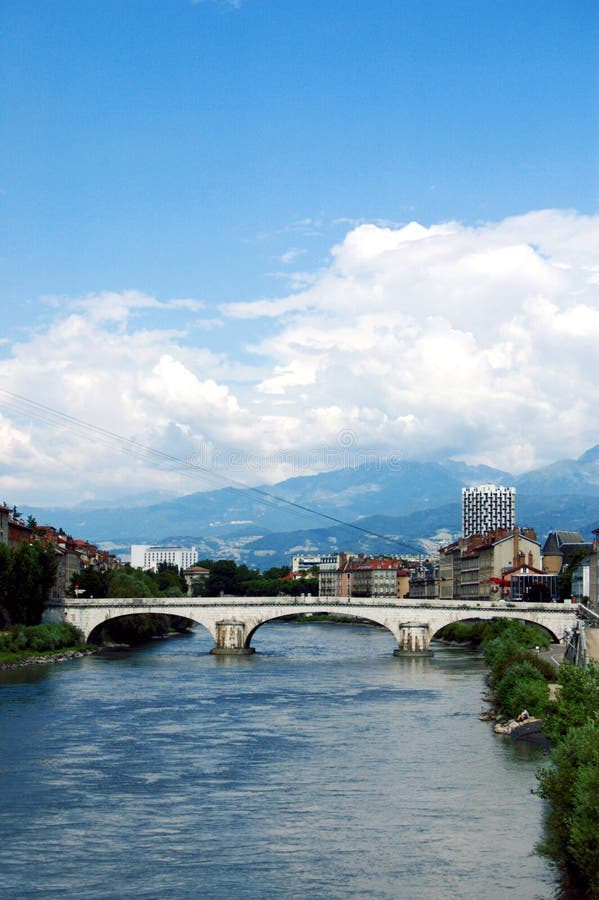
left=86, top=611, right=212, bottom=645
left=243, top=609, right=400, bottom=650
left=428, top=611, right=562, bottom=644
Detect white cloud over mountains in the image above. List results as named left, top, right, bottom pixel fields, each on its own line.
left=1, top=210, right=599, bottom=504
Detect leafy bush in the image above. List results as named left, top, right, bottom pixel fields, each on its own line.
left=493, top=660, right=549, bottom=719
left=542, top=662, right=599, bottom=744
left=487, top=644, right=555, bottom=689
left=479, top=618, right=550, bottom=650
left=536, top=715, right=599, bottom=894
left=437, top=618, right=551, bottom=651
left=0, top=621, right=85, bottom=657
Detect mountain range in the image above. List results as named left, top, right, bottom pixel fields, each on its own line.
left=22, top=446, right=599, bottom=568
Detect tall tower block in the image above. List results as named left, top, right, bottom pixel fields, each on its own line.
left=462, top=484, right=515, bottom=538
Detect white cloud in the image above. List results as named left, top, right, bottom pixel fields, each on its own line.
left=1, top=209, right=599, bottom=504
left=279, top=248, right=306, bottom=265
left=228, top=210, right=599, bottom=472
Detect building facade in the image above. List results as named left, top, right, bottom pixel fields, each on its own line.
left=541, top=531, right=592, bottom=575
left=406, top=560, right=440, bottom=599
left=317, top=552, right=354, bottom=596
left=461, top=484, right=515, bottom=538
left=439, top=527, right=541, bottom=602
left=318, top=555, right=409, bottom=599
left=131, top=544, right=198, bottom=572
left=0, top=505, right=9, bottom=545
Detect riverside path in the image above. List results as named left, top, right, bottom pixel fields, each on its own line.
left=43, top=596, right=579, bottom=656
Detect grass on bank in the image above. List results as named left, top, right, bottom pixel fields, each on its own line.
left=0, top=621, right=90, bottom=664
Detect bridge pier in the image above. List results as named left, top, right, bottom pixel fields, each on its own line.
left=209, top=620, right=255, bottom=655
left=393, top=623, right=434, bottom=657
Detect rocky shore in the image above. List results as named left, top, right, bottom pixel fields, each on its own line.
left=0, top=648, right=98, bottom=670
left=479, top=694, right=552, bottom=750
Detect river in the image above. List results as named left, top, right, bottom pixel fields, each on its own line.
left=0, top=622, right=558, bottom=899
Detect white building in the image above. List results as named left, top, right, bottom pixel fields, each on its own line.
left=461, top=484, right=515, bottom=538
left=291, top=554, right=323, bottom=573
left=130, top=544, right=198, bottom=572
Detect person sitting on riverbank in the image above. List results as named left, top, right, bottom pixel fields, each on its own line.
left=517, top=709, right=530, bottom=722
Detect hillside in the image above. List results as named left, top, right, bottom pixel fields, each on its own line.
left=21, top=446, right=599, bottom=568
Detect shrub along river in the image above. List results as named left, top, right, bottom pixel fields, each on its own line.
left=0, top=621, right=559, bottom=899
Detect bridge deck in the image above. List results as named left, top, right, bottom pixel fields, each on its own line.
left=44, top=596, right=579, bottom=649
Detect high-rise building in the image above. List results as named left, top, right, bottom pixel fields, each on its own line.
left=461, top=484, right=515, bottom=538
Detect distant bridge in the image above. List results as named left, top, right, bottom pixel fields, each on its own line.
left=43, top=596, right=580, bottom=656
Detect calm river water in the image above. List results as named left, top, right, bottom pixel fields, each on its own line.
left=0, top=622, right=558, bottom=899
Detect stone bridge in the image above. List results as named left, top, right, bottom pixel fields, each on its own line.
left=42, top=596, right=580, bottom=656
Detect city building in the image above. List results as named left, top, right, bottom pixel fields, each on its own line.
left=291, top=554, right=324, bottom=573
left=54, top=544, right=84, bottom=600
left=0, top=505, right=9, bottom=545
left=461, top=484, right=515, bottom=538
left=318, top=554, right=409, bottom=599
left=131, top=544, right=198, bottom=572
left=568, top=530, right=598, bottom=608
left=440, top=527, right=542, bottom=601
left=407, top=560, right=440, bottom=599
left=570, top=557, right=590, bottom=603
left=541, top=531, right=592, bottom=575
left=508, top=565, right=558, bottom=603
left=590, top=529, right=599, bottom=610
left=317, top=552, right=354, bottom=596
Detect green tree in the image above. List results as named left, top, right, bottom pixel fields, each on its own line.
left=542, top=662, right=599, bottom=744
left=493, top=660, right=549, bottom=719
left=107, top=567, right=156, bottom=598
left=205, top=560, right=243, bottom=596
left=536, top=716, right=599, bottom=893
left=155, top=562, right=186, bottom=596
left=262, top=566, right=291, bottom=580
left=7, top=540, right=56, bottom=625
left=70, top=566, right=111, bottom=599
left=0, top=543, right=13, bottom=626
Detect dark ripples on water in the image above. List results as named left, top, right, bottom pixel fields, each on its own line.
left=0, top=623, right=557, bottom=899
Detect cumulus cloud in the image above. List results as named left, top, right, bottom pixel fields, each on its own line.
left=1, top=209, right=598, bottom=503
left=227, top=209, right=599, bottom=472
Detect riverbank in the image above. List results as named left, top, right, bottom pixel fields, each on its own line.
left=0, top=646, right=98, bottom=670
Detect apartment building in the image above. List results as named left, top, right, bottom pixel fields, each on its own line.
left=317, top=552, right=354, bottom=596
left=407, top=560, right=440, bottom=599
left=462, top=484, right=515, bottom=538
left=440, top=527, right=541, bottom=602
left=319, top=555, right=409, bottom=599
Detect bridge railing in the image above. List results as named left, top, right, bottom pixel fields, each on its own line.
left=49, top=595, right=580, bottom=612
left=578, top=603, right=599, bottom=626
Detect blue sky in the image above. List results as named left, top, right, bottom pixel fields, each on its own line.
left=1, top=0, right=598, bottom=504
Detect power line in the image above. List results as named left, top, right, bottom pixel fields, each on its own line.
left=0, top=388, right=422, bottom=553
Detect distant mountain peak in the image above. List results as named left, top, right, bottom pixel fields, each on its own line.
left=578, top=444, right=599, bottom=464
